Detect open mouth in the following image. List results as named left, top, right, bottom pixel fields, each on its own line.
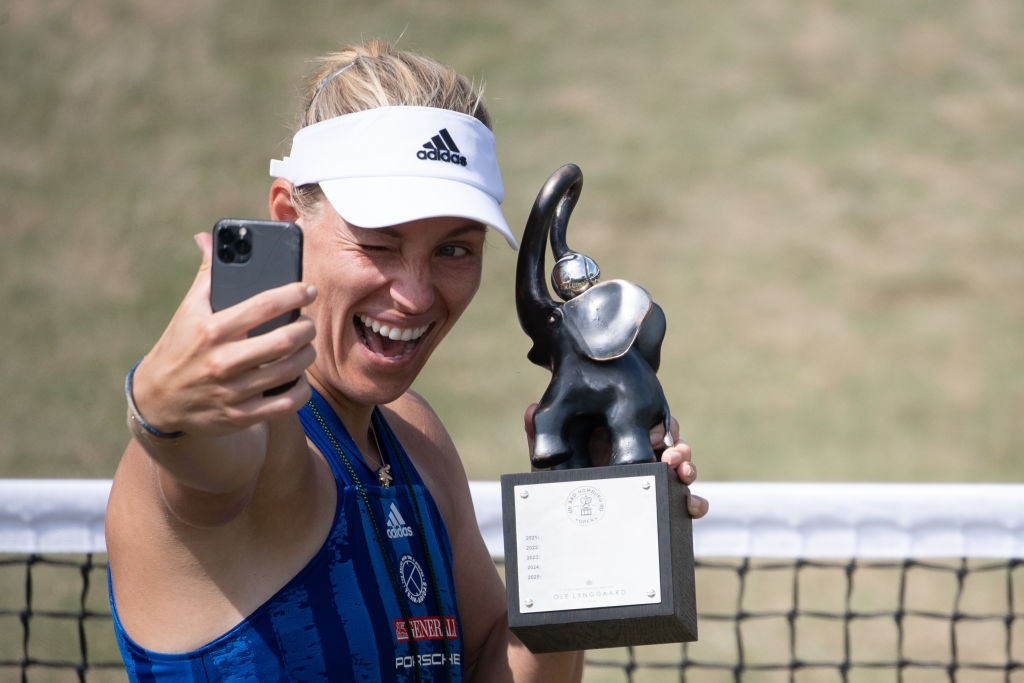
left=356, top=315, right=431, bottom=359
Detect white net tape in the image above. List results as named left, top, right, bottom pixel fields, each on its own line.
left=3, top=479, right=1022, bottom=559
left=0, top=479, right=109, bottom=554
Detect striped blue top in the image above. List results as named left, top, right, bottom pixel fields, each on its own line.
left=110, top=390, right=463, bottom=682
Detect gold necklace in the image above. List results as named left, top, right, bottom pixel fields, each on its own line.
left=368, top=423, right=393, bottom=487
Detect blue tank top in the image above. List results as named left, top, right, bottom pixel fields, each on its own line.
left=110, top=390, right=463, bottom=682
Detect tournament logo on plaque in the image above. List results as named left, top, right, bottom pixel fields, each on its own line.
left=566, top=486, right=605, bottom=526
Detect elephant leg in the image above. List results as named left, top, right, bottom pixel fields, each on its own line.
left=606, top=397, right=661, bottom=465
left=531, top=397, right=572, bottom=469
left=552, top=415, right=604, bottom=470
left=602, top=359, right=668, bottom=465
left=609, top=425, right=657, bottom=465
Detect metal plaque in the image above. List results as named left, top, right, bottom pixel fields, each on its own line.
left=512, top=475, right=661, bottom=613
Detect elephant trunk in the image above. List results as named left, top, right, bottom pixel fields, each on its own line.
left=515, top=164, right=584, bottom=368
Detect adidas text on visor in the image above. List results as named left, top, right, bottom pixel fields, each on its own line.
left=270, top=106, right=517, bottom=248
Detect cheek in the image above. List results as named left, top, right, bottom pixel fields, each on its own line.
left=443, top=267, right=483, bottom=318
left=305, top=293, right=345, bottom=350
left=304, top=263, right=359, bottom=332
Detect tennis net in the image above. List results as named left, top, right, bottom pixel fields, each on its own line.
left=2, top=480, right=1022, bottom=682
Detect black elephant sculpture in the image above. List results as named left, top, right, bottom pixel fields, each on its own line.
left=516, top=163, right=672, bottom=469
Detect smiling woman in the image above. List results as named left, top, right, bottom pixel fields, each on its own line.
left=287, top=210, right=489, bottom=406
left=103, top=38, right=705, bottom=683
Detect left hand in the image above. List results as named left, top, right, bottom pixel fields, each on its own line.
left=523, top=405, right=709, bottom=519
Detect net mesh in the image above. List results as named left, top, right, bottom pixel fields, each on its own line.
left=2, top=480, right=1022, bottom=682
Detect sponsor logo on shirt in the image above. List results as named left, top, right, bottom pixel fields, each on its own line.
left=399, top=554, right=428, bottom=604
left=393, top=615, right=459, bottom=642
left=396, top=652, right=462, bottom=670
left=387, top=502, right=414, bottom=539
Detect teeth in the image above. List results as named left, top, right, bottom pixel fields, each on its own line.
left=359, top=315, right=429, bottom=342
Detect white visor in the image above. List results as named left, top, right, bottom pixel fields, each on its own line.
left=270, top=106, right=517, bottom=248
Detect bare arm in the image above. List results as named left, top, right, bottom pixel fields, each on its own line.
left=106, top=232, right=323, bottom=650
left=115, top=231, right=318, bottom=523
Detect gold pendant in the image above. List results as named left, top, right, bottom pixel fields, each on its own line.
left=377, top=464, right=393, bottom=487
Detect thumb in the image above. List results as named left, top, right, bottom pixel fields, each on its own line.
left=183, top=231, right=214, bottom=310
left=193, top=229, right=214, bottom=280
left=194, top=231, right=213, bottom=272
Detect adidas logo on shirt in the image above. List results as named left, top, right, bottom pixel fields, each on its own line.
left=387, top=502, right=414, bottom=539
left=417, top=128, right=468, bottom=167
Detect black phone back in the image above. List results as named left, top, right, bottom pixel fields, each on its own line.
left=211, top=219, right=303, bottom=337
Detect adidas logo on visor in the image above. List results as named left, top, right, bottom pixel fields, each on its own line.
left=417, top=128, right=468, bottom=167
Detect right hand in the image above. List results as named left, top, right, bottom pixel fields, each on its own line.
left=130, top=232, right=318, bottom=439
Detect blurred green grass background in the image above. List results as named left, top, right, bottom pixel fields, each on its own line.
left=2, top=0, right=1022, bottom=485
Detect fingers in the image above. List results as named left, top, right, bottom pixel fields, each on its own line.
left=649, top=415, right=681, bottom=450
left=687, top=494, right=709, bottom=519
left=659, top=440, right=694, bottom=481
left=216, top=329, right=318, bottom=399
left=659, top=438, right=709, bottom=518
left=210, top=282, right=318, bottom=343
left=200, top=286, right=318, bottom=403
left=219, top=308, right=317, bottom=371
left=226, top=367, right=313, bottom=425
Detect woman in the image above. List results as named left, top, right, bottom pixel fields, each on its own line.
left=106, top=39, right=708, bottom=682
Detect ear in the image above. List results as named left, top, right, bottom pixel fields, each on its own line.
left=268, top=178, right=300, bottom=222
left=562, top=280, right=652, bottom=361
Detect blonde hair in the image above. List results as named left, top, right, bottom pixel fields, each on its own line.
left=291, top=39, right=491, bottom=211
left=301, top=39, right=491, bottom=128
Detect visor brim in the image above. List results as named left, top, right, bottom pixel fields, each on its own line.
left=319, top=176, right=518, bottom=249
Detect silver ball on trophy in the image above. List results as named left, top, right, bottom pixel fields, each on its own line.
left=551, top=252, right=600, bottom=301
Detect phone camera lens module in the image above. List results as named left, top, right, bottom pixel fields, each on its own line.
left=214, top=222, right=254, bottom=264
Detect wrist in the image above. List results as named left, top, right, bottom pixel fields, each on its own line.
left=125, top=359, right=186, bottom=440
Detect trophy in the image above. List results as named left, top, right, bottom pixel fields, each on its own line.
left=501, top=164, right=697, bottom=652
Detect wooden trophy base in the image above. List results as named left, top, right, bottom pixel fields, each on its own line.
left=500, top=462, right=697, bottom=653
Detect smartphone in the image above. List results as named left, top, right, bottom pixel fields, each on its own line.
left=211, top=219, right=304, bottom=396
left=211, top=218, right=304, bottom=337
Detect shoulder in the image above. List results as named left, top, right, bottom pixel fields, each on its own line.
left=381, top=391, right=470, bottom=526
left=382, top=390, right=456, bottom=459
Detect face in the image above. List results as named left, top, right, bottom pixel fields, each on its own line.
left=300, top=206, right=487, bottom=410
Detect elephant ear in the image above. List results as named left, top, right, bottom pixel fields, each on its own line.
left=561, top=280, right=653, bottom=361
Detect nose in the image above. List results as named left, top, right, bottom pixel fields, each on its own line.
left=389, top=260, right=436, bottom=313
